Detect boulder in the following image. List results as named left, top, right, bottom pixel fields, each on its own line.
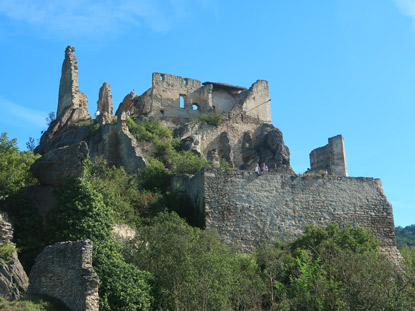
left=31, top=141, right=89, bottom=185
left=28, top=239, right=99, bottom=311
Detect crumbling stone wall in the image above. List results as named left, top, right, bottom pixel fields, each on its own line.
left=28, top=239, right=99, bottom=311
left=186, top=168, right=400, bottom=261
left=310, top=135, right=348, bottom=177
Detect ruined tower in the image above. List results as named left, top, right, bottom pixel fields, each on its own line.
left=309, top=135, right=348, bottom=176
left=57, top=46, right=89, bottom=118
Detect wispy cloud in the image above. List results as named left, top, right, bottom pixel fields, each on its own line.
left=393, top=0, right=415, bottom=25
left=0, top=96, right=46, bottom=129
left=0, top=0, right=218, bottom=36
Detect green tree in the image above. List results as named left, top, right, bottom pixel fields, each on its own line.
left=46, top=178, right=154, bottom=311
left=123, top=212, right=263, bottom=311
left=0, top=133, right=38, bottom=198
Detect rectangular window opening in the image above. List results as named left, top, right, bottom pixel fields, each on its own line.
left=180, top=95, right=185, bottom=108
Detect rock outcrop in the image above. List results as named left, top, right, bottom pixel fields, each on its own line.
left=115, top=92, right=136, bottom=117
left=0, top=213, right=29, bottom=299
left=57, top=46, right=89, bottom=119
left=31, top=141, right=89, bottom=185
left=28, top=239, right=99, bottom=311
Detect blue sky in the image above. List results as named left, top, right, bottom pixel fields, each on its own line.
left=0, top=0, right=414, bottom=226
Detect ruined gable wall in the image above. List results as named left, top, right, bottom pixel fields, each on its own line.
left=241, top=80, right=271, bottom=123
left=187, top=168, right=399, bottom=260
left=212, top=89, right=237, bottom=113
left=310, top=135, right=348, bottom=177
left=151, top=73, right=206, bottom=122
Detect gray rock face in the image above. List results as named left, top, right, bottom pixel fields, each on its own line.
left=57, top=46, right=89, bottom=118
left=115, top=92, right=136, bottom=117
left=0, top=213, right=29, bottom=299
left=31, top=141, right=89, bottom=185
left=97, top=82, right=113, bottom=121
left=28, top=239, right=99, bottom=311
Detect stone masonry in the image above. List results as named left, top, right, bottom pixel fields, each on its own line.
left=186, top=167, right=400, bottom=262
left=309, top=135, right=348, bottom=177
left=28, top=239, right=99, bottom=311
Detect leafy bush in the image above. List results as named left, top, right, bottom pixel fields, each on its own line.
left=123, top=212, right=262, bottom=311
left=169, top=150, right=208, bottom=175
left=139, top=159, right=172, bottom=192
left=127, top=117, right=172, bottom=143
left=198, top=113, right=224, bottom=126
left=83, top=158, right=150, bottom=226
left=0, top=243, right=15, bottom=263
left=256, top=224, right=415, bottom=311
left=396, top=224, right=415, bottom=247
left=0, top=133, right=39, bottom=198
left=0, top=295, right=69, bottom=311
left=46, top=178, right=155, bottom=311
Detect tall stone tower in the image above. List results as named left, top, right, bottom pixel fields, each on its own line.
left=57, top=46, right=89, bottom=118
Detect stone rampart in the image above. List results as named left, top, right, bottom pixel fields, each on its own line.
left=187, top=168, right=399, bottom=258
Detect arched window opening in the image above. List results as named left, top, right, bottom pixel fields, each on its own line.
left=180, top=95, right=185, bottom=108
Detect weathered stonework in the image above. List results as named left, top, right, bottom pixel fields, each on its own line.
left=28, top=239, right=99, bottom=311
left=309, top=135, right=348, bottom=177
left=129, top=73, right=272, bottom=125
left=57, top=46, right=89, bottom=119
left=186, top=168, right=399, bottom=260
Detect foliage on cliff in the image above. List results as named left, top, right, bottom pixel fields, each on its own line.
left=46, top=177, right=154, bottom=311
left=0, top=133, right=38, bottom=198
left=126, top=117, right=208, bottom=175
left=1, top=135, right=415, bottom=311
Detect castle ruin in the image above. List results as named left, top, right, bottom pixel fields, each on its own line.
left=32, top=46, right=400, bottom=265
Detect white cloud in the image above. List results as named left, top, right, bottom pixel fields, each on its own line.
left=0, top=96, right=46, bottom=128
left=0, top=0, right=218, bottom=36
left=393, top=0, right=415, bottom=18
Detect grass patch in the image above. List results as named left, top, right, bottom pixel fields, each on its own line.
left=0, top=243, right=15, bottom=263
left=198, top=113, right=224, bottom=126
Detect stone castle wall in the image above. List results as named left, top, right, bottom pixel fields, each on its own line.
left=187, top=168, right=399, bottom=259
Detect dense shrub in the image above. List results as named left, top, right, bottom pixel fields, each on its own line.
left=123, top=212, right=263, bottom=311
left=46, top=178, right=154, bottom=311
left=256, top=224, right=415, bottom=311
left=0, top=243, right=15, bottom=263
left=138, top=159, right=172, bottom=192
left=396, top=224, right=415, bottom=247
left=126, top=117, right=172, bottom=143
left=198, top=113, right=224, bottom=126
left=0, top=133, right=38, bottom=198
